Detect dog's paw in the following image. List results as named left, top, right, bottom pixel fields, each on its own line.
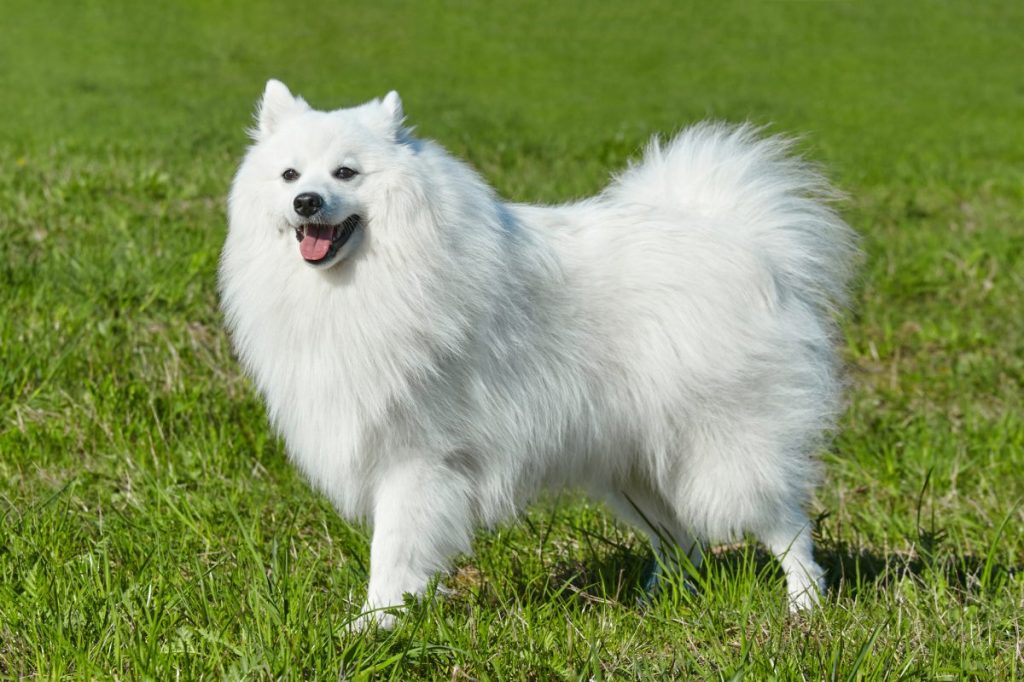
left=348, top=606, right=398, bottom=633
left=637, top=554, right=700, bottom=606
left=787, top=576, right=825, bottom=613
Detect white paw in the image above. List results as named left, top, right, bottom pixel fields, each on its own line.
left=348, top=606, right=398, bottom=632
left=787, top=575, right=825, bottom=613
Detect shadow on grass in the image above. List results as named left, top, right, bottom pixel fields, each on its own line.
left=472, top=537, right=1021, bottom=609
left=817, top=538, right=1021, bottom=598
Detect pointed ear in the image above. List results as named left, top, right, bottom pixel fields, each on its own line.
left=378, top=90, right=405, bottom=138
left=381, top=90, right=403, bottom=122
left=252, top=79, right=309, bottom=140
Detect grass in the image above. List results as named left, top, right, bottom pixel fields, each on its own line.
left=2, top=0, right=1023, bottom=678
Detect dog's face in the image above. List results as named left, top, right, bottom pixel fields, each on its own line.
left=239, top=80, right=405, bottom=270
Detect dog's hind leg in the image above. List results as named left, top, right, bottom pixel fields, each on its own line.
left=641, top=533, right=703, bottom=599
left=755, top=513, right=825, bottom=612
left=605, top=487, right=702, bottom=598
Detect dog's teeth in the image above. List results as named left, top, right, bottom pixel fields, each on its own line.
left=295, top=227, right=304, bottom=242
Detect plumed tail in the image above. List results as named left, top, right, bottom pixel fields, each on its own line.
left=607, top=123, right=859, bottom=314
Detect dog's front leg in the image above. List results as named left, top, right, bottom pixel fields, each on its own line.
left=355, top=458, right=474, bottom=630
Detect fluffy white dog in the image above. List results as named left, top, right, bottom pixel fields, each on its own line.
left=220, top=80, right=857, bottom=627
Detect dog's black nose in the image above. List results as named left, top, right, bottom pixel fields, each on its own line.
left=293, top=192, right=324, bottom=218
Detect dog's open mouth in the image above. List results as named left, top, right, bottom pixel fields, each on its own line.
left=295, top=215, right=360, bottom=264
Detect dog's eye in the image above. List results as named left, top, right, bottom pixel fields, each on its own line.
left=333, top=166, right=359, bottom=180
left=282, top=168, right=300, bottom=182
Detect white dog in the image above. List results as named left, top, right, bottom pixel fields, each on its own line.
left=220, top=80, right=857, bottom=627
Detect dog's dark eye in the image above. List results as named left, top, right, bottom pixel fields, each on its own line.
left=282, top=168, right=300, bottom=182
left=333, top=166, right=359, bottom=180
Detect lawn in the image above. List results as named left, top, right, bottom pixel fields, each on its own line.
left=1, top=1, right=1023, bottom=679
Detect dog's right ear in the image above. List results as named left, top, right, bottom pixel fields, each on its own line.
left=251, top=79, right=310, bottom=141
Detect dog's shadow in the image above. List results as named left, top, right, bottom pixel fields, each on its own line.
left=813, top=536, right=1019, bottom=597
left=479, top=536, right=1020, bottom=609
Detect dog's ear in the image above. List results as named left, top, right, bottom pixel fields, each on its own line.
left=381, top=90, right=404, bottom=123
left=377, top=90, right=405, bottom=140
left=252, top=79, right=310, bottom=141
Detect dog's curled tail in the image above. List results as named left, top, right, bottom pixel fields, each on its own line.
left=608, top=123, right=859, bottom=313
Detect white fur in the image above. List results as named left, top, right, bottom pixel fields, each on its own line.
left=220, top=81, right=858, bottom=625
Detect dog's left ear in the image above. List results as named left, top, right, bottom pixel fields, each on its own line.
left=378, top=90, right=405, bottom=139
left=252, top=79, right=310, bottom=141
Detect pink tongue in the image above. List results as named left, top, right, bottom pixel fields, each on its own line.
left=299, top=225, right=335, bottom=261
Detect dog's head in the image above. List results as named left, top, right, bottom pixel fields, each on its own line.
left=233, top=80, right=407, bottom=270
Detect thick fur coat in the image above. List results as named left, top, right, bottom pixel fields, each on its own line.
left=220, top=80, right=857, bottom=627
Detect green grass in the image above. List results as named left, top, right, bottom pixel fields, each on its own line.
left=2, top=0, right=1023, bottom=678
